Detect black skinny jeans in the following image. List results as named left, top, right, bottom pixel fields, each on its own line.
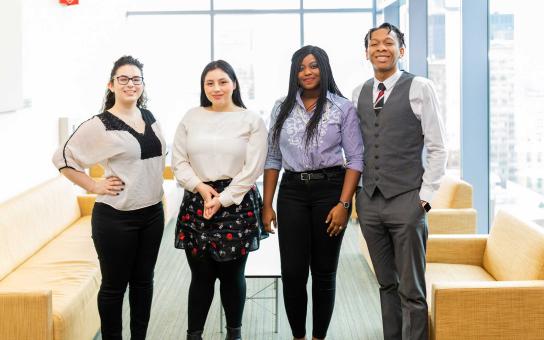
left=277, top=170, right=346, bottom=339
left=185, top=250, right=248, bottom=333
left=92, top=202, right=164, bottom=340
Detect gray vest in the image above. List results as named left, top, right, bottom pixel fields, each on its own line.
left=357, top=72, right=424, bottom=199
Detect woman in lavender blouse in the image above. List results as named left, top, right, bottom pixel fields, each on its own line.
left=262, top=45, right=363, bottom=340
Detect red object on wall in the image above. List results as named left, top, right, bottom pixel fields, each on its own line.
left=60, top=0, right=79, bottom=5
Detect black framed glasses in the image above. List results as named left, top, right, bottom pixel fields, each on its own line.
left=114, top=75, right=144, bottom=85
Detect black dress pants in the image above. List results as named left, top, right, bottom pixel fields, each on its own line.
left=92, top=202, right=164, bottom=340
left=277, top=169, right=346, bottom=339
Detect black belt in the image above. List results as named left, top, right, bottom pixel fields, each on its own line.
left=284, top=166, right=345, bottom=181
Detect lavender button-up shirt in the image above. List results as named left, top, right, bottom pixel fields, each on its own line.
left=265, top=91, right=364, bottom=172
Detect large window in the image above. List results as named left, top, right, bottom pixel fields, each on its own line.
left=124, top=15, right=211, bottom=143
left=125, top=1, right=373, bottom=143
left=489, top=0, right=544, bottom=227
left=304, top=12, right=374, bottom=99
left=427, top=0, right=461, bottom=176
left=213, top=14, right=300, bottom=123
left=214, top=0, right=298, bottom=10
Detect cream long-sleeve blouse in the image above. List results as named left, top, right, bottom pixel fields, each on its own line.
left=172, top=106, right=267, bottom=208
left=52, top=109, right=166, bottom=211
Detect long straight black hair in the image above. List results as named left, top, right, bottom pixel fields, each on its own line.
left=200, top=60, right=246, bottom=109
left=271, top=45, right=343, bottom=146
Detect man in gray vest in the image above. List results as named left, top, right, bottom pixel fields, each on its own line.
left=355, top=23, right=447, bottom=340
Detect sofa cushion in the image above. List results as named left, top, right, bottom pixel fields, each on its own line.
left=431, top=176, right=473, bottom=209
left=483, top=210, right=544, bottom=281
left=0, top=177, right=81, bottom=281
left=426, top=263, right=495, bottom=308
left=0, top=216, right=100, bottom=340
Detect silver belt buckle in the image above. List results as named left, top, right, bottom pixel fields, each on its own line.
left=300, top=173, right=310, bottom=181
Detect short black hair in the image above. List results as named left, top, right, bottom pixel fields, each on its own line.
left=364, top=22, right=405, bottom=49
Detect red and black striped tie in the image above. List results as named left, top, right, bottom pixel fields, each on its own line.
left=374, top=82, right=386, bottom=115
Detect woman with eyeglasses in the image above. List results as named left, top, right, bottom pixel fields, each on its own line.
left=172, top=60, right=267, bottom=340
left=262, top=46, right=363, bottom=340
left=53, top=56, right=165, bottom=340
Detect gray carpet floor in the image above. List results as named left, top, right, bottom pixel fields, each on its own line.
left=94, top=219, right=383, bottom=340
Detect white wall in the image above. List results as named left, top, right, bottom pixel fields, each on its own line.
left=0, top=0, right=23, bottom=113
left=0, top=0, right=129, bottom=202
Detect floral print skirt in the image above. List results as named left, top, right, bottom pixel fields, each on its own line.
left=175, top=179, right=267, bottom=262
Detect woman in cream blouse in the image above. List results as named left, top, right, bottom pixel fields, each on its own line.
left=172, top=60, right=267, bottom=340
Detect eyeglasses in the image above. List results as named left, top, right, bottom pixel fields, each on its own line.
left=114, top=76, right=144, bottom=85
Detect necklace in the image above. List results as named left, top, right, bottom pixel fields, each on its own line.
left=115, top=112, right=144, bottom=131
left=305, top=100, right=317, bottom=112
left=121, top=114, right=139, bottom=125
left=297, top=100, right=331, bottom=125
left=303, top=98, right=318, bottom=112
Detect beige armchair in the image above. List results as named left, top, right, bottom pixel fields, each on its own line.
left=358, top=176, right=478, bottom=273
left=353, top=176, right=477, bottom=233
left=426, top=210, right=544, bottom=340
left=428, top=175, right=477, bottom=234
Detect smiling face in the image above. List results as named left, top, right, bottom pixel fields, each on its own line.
left=297, top=54, right=321, bottom=91
left=107, top=64, right=144, bottom=106
left=366, top=28, right=405, bottom=80
left=203, top=68, right=236, bottom=109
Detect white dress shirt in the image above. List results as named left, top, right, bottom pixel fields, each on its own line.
left=354, top=69, right=448, bottom=203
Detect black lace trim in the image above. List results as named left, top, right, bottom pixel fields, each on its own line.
left=98, top=109, right=162, bottom=160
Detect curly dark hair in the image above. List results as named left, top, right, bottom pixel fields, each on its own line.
left=271, top=45, right=343, bottom=147
left=364, top=22, right=406, bottom=49
left=100, top=55, right=148, bottom=112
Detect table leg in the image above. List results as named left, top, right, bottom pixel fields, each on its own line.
left=274, top=278, right=279, bottom=333
left=219, top=303, right=224, bottom=333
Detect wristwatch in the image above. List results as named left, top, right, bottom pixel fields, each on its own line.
left=422, top=201, right=431, bottom=212
left=339, top=200, right=350, bottom=210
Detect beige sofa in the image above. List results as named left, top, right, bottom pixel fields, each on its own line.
left=426, top=209, right=544, bottom=339
left=0, top=166, right=182, bottom=340
left=0, top=176, right=100, bottom=340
